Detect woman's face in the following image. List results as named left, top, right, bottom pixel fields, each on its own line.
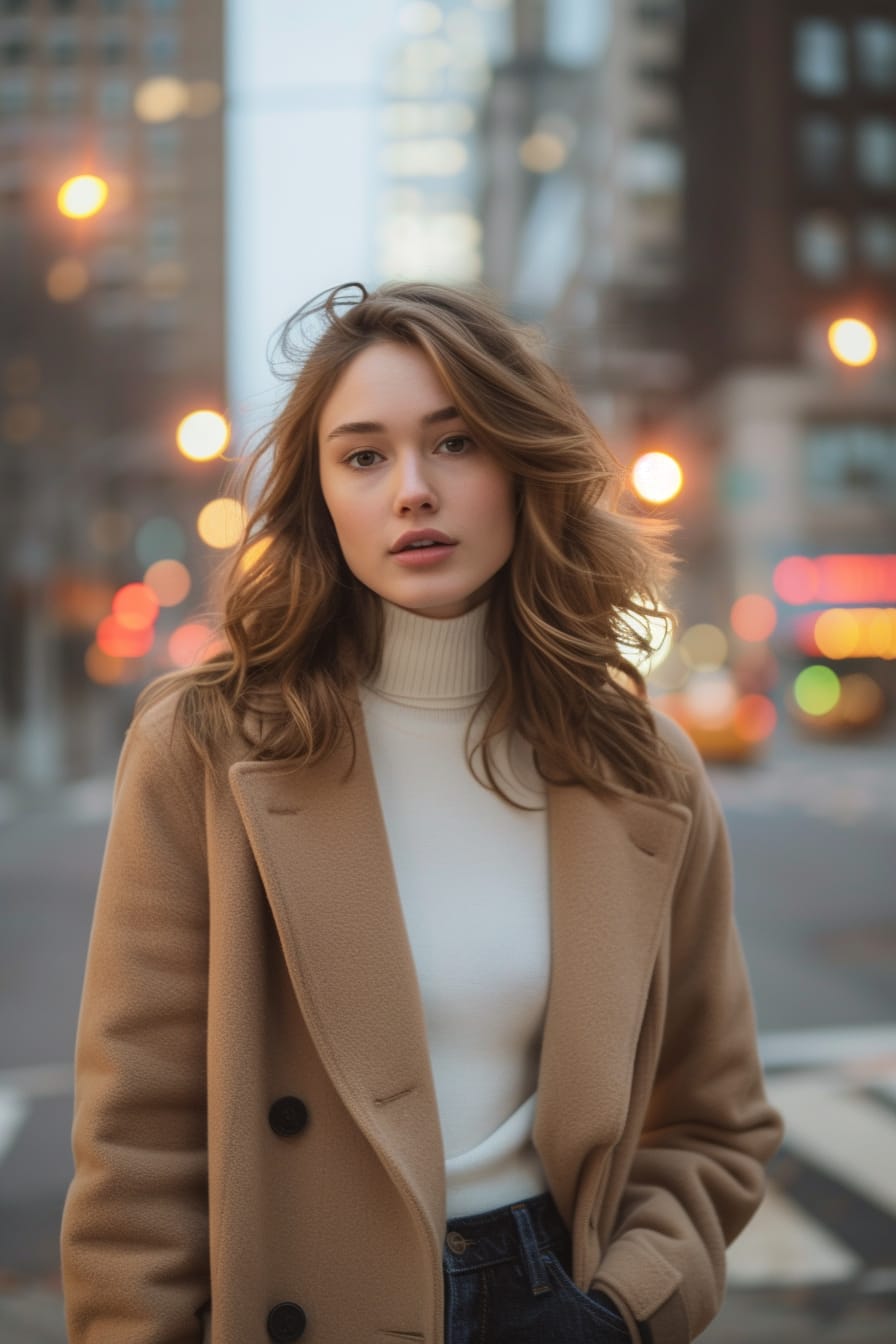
left=317, top=341, right=516, bottom=620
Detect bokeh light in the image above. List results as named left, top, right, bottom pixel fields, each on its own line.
left=111, top=582, right=160, bottom=632
left=839, top=673, right=885, bottom=727
left=144, top=559, right=191, bottom=607
left=168, top=622, right=216, bottom=667
left=197, top=497, right=247, bottom=549
left=96, top=614, right=154, bottom=659
left=814, top=608, right=861, bottom=660
left=176, top=409, right=230, bottom=461
left=680, top=623, right=728, bottom=672
left=730, top=593, right=777, bottom=642
left=57, top=175, right=109, bottom=219
left=134, top=76, right=190, bottom=123
left=827, top=317, right=878, bottom=367
left=136, top=516, right=186, bottom=566
left=518, top=131, right=568, bottom=173
left=85, top=644, right=135, bottom=686
left=774, top=555, right=819, bottom=604
left=239, top=535, right=273, bottom=574
left=733, top=694, right=777, bottom=743
left=631, top=451, right=683, bottom=505
left=1, top=403, right=41, bottom=443
left=46, top=257, right=89, bottom=302
left=793, top=665, right=841, bottom=716
left=683, top=672, right=737, bottom=726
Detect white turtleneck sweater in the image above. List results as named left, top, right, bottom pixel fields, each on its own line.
left=358, top=597, right=552, bottom=1218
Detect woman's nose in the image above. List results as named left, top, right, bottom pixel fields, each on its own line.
left=393, top=453, right=436, bottom=509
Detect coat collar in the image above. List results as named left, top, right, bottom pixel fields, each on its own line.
left=227, top=694, right=692, bottom=1259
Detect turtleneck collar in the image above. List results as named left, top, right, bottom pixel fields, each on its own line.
left=362, top=597, right=496, bottom=708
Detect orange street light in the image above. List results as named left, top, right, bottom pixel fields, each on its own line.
left=827, top=317, right=878, bottom=367
left=631, top=450, right=683, bottom=505
left=57, top=174, right=109, bottom=219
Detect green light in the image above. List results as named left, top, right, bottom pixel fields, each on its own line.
left=794, top=665, right=841, bottom=716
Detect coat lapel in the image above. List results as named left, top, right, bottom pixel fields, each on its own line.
left=228, top=699, right=692, bottom=1241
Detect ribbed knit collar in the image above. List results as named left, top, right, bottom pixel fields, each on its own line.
left=362, top=597, right=496, bottom=708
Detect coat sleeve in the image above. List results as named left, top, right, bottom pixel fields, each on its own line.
left=60, top=705, right=211, bottom=1344
left=593, top=718, right=785, bottom=1344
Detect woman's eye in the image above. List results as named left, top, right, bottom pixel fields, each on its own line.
left=346, top=450, right=381, bottom=469
left=439, top=435, right=472, bottom=453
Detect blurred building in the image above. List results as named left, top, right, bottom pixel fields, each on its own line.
left=0, top=0, right=226, bottom=784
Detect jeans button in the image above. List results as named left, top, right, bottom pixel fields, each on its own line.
left=446, top=1231, right=468, bottom=1253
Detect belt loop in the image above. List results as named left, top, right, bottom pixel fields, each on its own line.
left=510, top=1202, right=552, bottom=1296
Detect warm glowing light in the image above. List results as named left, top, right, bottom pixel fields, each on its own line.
left=239, top=535, right=273, bottom=574
left=168, top=622, right=215, bottom=667
left=197, top=497, right=247, bottom=549
left=134, top=76, right=189, bottom=123
left=85, top=643, right=129, bottom=685
left=683, top=673, right=737, bottom=727
left=57, top=175, right=109, bottom=219
left=680, top=624, right=728, bottom=672
left=773, top=556, right=819, bottom=604
left=46, top=257, right=89, bottom=302
left=144, top=559, right=191, bottom=607
left=176, top=410, right=230, bottom=462
left=111, top=582, right=160, bottom=632
left=733, top=694, right=777, bottom=743
left=619, top=610, right=674, bottom=677
left=96, top=615, right=154, bottom=659
left=631, top=452, right=683, bottom=505
left=730, top=594, right=777, bottom=643
left=814, top=608, right=860, bottom=660
left=827, top=318, right=878, bottom=367
left=793, top=665, right=841, bottom=716
left=518, top=131, right=568, bottom=173
left=839, top=673, right=885, bottom=726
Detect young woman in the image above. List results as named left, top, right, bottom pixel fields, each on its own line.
left=61, top=281, right=783, bottom=1344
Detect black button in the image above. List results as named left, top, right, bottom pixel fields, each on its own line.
left=267, top=1301, right=306, bottom=1341
left=268, top=1096, right=308, bottom=1137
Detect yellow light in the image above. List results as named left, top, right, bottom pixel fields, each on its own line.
left=518, top=131, right=568, bottom=173
left=631, top=451, right=683, bottom=504
left=134, top=76, right=189, bottom=123
left=197, top=498, right=247, bottom=549
left=57, top=175, right=109, bottom=219
left=814, top=608, right=860, bottom=659
left=827, top=318, right=878, bottom=367
left=239, top=536, right=273, bottom=574
left=680, top=623, right=729, bottom=672
left=176, top=409, right=230, bottom=462
left=144, top=558, right=191, bottom=606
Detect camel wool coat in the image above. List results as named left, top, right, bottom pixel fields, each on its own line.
left=61, top=685, right=783, bottom=1344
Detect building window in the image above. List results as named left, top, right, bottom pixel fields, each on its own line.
left=148, top=0, right=179, bottom=11
left=0, top=71, right=29, bottom=115
left=51, top=0, right=79, bottom=12
left=794, top=19, right=848, bottom=95
left=795, top=212, right=849, bottom=279
left=545, top=0, right=609, bottom=66
left=48, top=34, right=79, bottom=65
left=47, top=72, right=82, bottom=115
left=805, top=423, right=896, bottom=498
left=624, top=134, right=682, bottom=194
left=855, top=19, right=896, bottom=91
left=3, top=40, right=28, bottom=65
left=856, top=118, right=896, bottom=190
left=145, top=28, right=179, bottom=71
left=97, top=77, right=131, bottom=119
left=100, top=35, right=128, bottom=64
left=857, top=214, right=896, bottom=272
left=797, top=114, right=846, bottom=185
left=100, top=0, right=128, bottom=12
left=2, top=1, right=29, bottom=15
left=146, top=213, right=180, bottom=261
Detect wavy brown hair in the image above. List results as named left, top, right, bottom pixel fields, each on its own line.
left=135, top=279, right=686, bottom=805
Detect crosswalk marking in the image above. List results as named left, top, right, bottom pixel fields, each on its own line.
left=766, top=1070, right=896, bottom=1219
left=727, top=1185, right=861, bottom=1285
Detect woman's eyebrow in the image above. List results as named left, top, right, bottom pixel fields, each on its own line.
left=324, top=405, right=463, bottom=441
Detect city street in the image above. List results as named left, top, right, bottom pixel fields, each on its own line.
left=1, top=717, right=894, bottom=1342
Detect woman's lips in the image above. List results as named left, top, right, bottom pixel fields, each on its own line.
left=390, top=544, right=458, bottom=567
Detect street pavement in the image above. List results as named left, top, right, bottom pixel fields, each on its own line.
left=1, top=713, right=894, bottom=1342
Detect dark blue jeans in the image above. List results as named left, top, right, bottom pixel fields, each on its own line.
left=442, top=1190, right=632, bottom=1343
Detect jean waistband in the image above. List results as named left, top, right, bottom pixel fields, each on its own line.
left=443, top=1191, right=570, bottom=1274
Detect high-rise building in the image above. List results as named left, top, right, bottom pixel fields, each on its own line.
left=0, top=0, right=226, bottom=784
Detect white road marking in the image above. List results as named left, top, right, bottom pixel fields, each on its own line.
left=0, top=1088, right=27, bottom=1164
left=766, top=1070, right=896, bottom=1218
left=727, top=1185, right=861, bottom=1285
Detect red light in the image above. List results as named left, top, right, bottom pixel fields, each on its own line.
left=96, top=615, right=154, bottom=658
left=773, top=556, right=819, bottom=604
left=112, top=582, right=160, bottom=631
left=733, top=694, right=777, bottom=743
